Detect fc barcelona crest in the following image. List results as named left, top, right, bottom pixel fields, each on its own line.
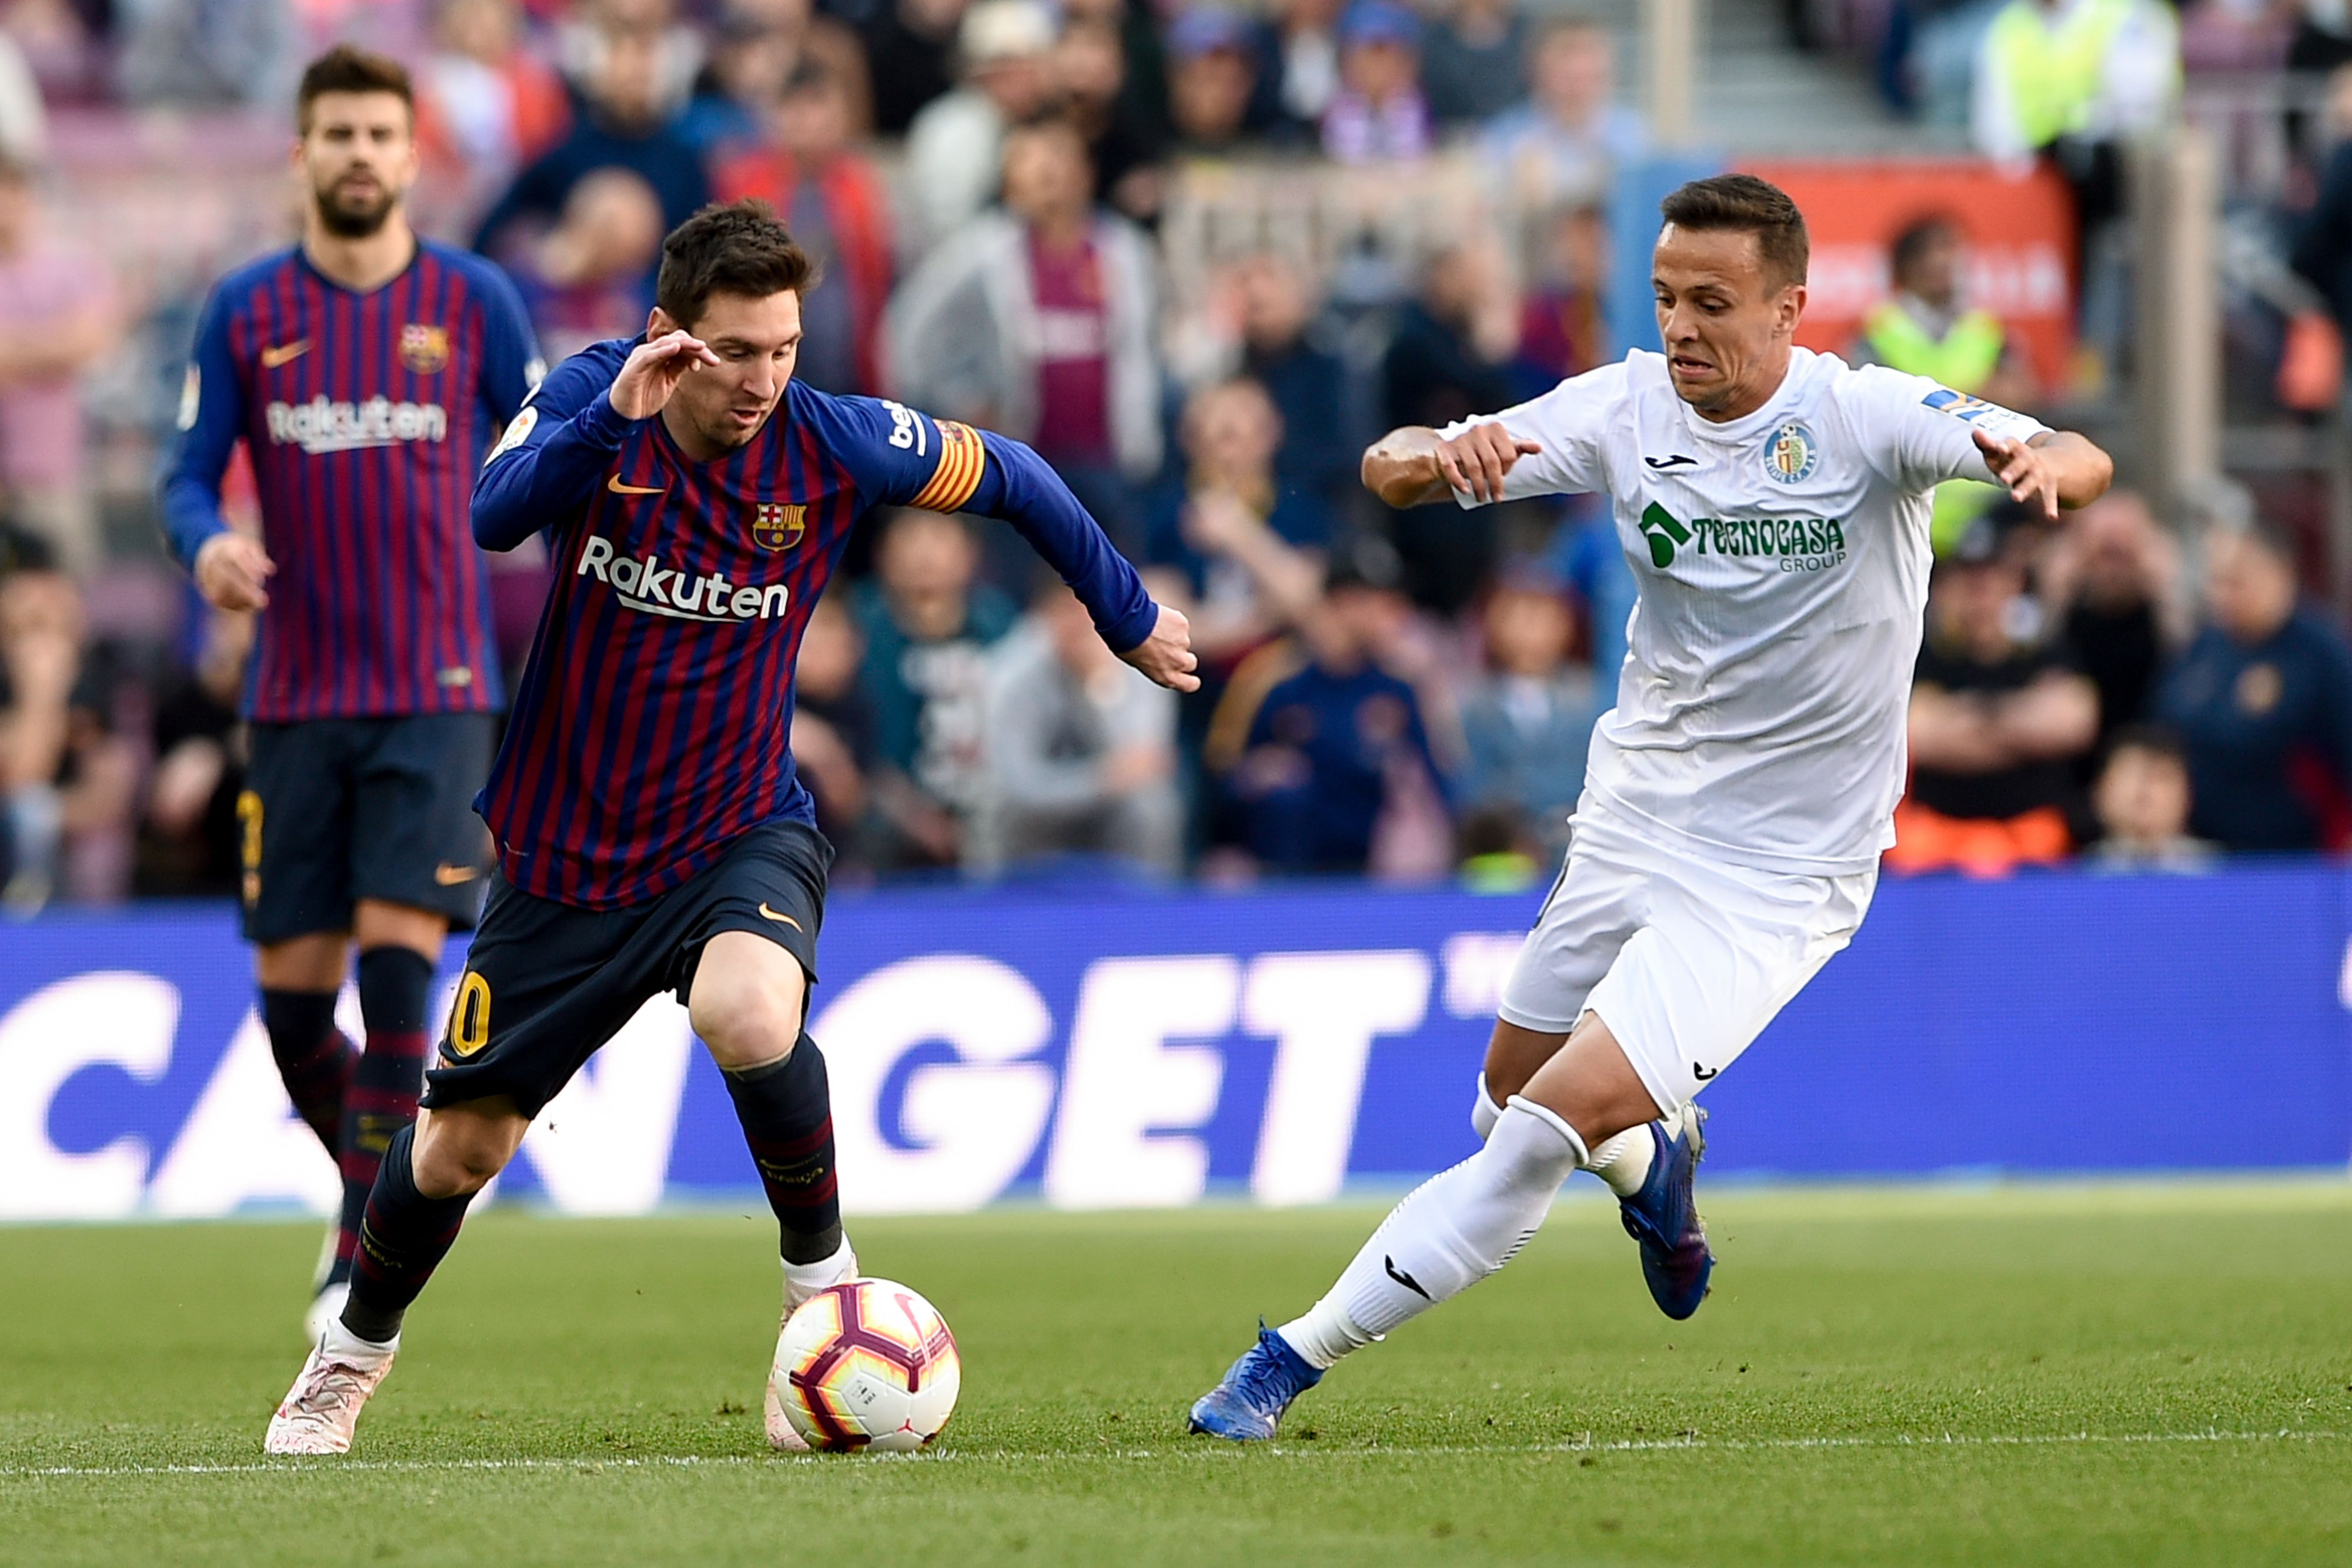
left=751, top=502, right=806, bottom=551
left=400, top=323, right=451, bottom=375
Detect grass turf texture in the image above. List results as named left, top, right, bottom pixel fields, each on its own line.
left=5, top=1186, right=2352, bottom=1566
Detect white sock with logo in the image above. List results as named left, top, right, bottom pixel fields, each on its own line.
left=782, top=1237, right=859, bottom=1312
left=1584, top=1125, right=1656, bottom=1199
left=1470, top=1072, right=1503, bottom=1141
left=1277, top=1099, right=1586, bottom=1370
left=320, top=1316, right=397, bottom=1366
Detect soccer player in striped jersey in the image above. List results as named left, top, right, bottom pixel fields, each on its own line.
left=159, top=46, right=544, bottom=1340
left=260, top=199, right=1197, bottom=1454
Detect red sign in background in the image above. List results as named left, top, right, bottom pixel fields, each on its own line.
left=1739, top=159, right=2080, bottom=394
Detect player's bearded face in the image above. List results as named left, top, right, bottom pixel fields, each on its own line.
left=298, top=91, right=418, bottom=240
left=1651, top=225, right=1805, bottom=420
left=658, top=291, right=803, bottom=450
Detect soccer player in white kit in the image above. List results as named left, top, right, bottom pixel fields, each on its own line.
left=1189, top=174, right=2113, bottom=1440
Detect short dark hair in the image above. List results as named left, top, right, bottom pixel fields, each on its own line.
left=654, top=200, right=819, bottom=329
left=1659, top=173, right=1809, bottom=290
left=1890, top=215, right=1960, bottom=285
left=2104, top=723, right=2187, bottom=769
left=297, top=45, right=413, bottom=133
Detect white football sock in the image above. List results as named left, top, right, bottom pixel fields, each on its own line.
left=1584, top=1124, right=1656, bottom=1199
left=1278, top=1099, right=1586, bottom=1368
left=783, top=1237, right=859, bottom=1310
left=1469, top=1072, right=1502, bottom=1141
left=320, top=1316, right=397, bottom=1365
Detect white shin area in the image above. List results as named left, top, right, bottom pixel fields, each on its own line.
left=1279, top=1099, right=1588, bottom=1370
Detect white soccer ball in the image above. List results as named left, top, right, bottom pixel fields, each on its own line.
left=768, top=1278, right=960, bottom=1453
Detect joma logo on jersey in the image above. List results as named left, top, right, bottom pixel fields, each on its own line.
left=750, top=503, right=806, bottom=552
left=265, top=396, right=448, bottom=454
left=577, top=534, right=790, bottom=623
left=1641, top=502, right=1847, bottom=573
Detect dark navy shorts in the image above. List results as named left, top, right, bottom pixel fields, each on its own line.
left=239, top=714, right=497, bottom=945
left=423, top=817, right=831, bottom=1119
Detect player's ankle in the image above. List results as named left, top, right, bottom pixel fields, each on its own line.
left=1585, top=1124, right=1657, bottom=1199
left=320, top=1316, right=398, bottom=1365
left=1279, top=1299, right=1374, bottom=1371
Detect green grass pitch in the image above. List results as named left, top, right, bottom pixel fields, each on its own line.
left=5, top=1183, right=2352, bottom=1566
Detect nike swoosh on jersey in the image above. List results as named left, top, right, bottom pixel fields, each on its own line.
left=260, top=339, right=312, bottom=369
left=1643, top=454, right=1699, bottom=470
left=433, top=863, right=480, bottom=885
left=757, top=902, right=803, bottom=931
left=607, top=474, right=667, bottom=496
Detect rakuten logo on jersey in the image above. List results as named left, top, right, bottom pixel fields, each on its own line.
left=265, top=396, right=449, bottom=454
left=577, top=534, right=790, bottom=624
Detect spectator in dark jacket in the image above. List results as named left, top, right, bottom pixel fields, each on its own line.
left=2158, top=519, right=2352, bottom=852
left=473, top=22, right=711, bottom=255
left=1382, top=238, right=1518, bottom=611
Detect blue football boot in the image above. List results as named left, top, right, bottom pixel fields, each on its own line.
left=1187, top=1322, right=1323, bottom=1441
left=1616, top=1104, right=1714, bottom=1320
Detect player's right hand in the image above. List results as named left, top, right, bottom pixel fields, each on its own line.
left=609, top=329, right=724, bottom=420
left=1120, top=602, right=1200, bottom=693
left=1435, top=422, right=1542, bottom=504
left=193, top=532, right=275, bottom=612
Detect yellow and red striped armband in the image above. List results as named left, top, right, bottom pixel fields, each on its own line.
left=907, top=419, right=987, bottom=513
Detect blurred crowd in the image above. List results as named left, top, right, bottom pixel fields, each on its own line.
left=3, top=0, right=2352, bottom=907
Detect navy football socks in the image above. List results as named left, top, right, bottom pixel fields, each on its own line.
left=340, top=1121, right=472, bottom=1343
left=329, top=948, right=435, bottom=1288
left=260, top=988, right=355, bottom=1155
left=723, top=1035, right=844, bottom=1265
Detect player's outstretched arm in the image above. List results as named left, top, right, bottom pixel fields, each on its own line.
left=1976, top=429, right=2113, bottom=522
left=957, top=430, right=1198, bottom=691
left=1362, top=423, right=1543, bottom=510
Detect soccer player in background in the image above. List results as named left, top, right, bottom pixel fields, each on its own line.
left=260, top=199, right=1197, bottom=1455
left=161, top=46, right=543, bottom=1340
left=1190, top=175, right=2114, bottom=1439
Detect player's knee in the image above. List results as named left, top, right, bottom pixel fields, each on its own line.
left=690, top=966, right=805, bottom=1071
left=412, top=1115, right=522, bottom=1199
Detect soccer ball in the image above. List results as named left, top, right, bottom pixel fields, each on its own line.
left=768, top=1279, right=960, bottom=1452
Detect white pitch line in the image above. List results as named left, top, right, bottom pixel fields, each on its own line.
left=5, top=1428, right=2346, bottom=1478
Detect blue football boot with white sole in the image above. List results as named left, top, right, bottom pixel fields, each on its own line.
left=1617, top=1103, right=1713, bottom=1320
left=1187, top=1322, right=1322, bottom=1441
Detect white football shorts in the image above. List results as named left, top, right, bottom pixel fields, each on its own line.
left=1497, top=792, right=1877, bottom=1114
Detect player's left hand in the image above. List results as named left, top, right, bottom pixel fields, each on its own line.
left=1975, top=428, right=2060, bottom=523
left=1120, top=603, right=1200, bottom=693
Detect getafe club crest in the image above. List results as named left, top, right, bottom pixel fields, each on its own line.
left=751, top=502, right=806, bottom=552
left=1763, top=420, right=1818, bottom=484
left=400, top=323, right=451, bottom=375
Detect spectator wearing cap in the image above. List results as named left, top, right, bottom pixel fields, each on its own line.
left=715, top=61, right=896, bottom=394
left=2156, top=520, right=2352, bottom=854
left=970, top=582, right=1182, bottom=875
left=1205, top=539, right=1451, bottom=877
left=1482, top=18, right=1646, bottom=208
left=474, top=9, right=712, bottom=253
left=1249, top=0, right=1347, bottom=144
left=1419, top=0, right=1529, bottom=128
left=890, top=118, right=1162, bottom=547
left=1321, top=1, right=1430, bottom=164
left=902, top=0, right=1055, bottom=254
left=1889, top=514, right=2099, bottom=876
left=2086, top=724, right=2216, bottom=874
left=1167, top=6, right=1259, bottom=154
left=1457, top=574, right=1599, bottom=861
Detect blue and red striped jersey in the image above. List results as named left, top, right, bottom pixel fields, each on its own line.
left=161, top=240, right=543, bottom=721
left=472, top=338, right=1159, bottom=910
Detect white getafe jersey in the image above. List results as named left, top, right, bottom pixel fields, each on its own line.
left=1445, top=345, right=2047, bottom=875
